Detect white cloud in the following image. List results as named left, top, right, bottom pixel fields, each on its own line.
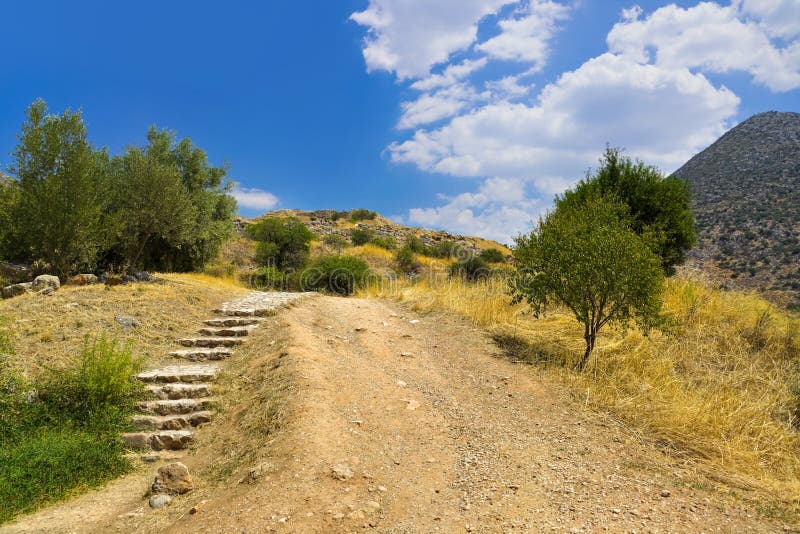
left=476, top=0, right=570, bottom=68
left=607, top=2, right=800, bottom=91
left=232, top=186, right=279, bottom=211
left=411, top=58, right=489, bottom=92
left=398, top=84, right=480, bottom=129
left=408, top=178, right=542, bottom=243
left=737, top=0, right=800, bottom=39
left=350, top=0, right=513, bottom=79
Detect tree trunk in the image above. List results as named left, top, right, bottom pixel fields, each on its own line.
left=579, top=328, right=595, bottom=371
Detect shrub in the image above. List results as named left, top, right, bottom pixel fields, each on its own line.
left=302, top=255, right=371, bottom=296
left=395, top=246, right=421, bottom=274
left=322, top=234, right=348, bottom=251
left=449, top=256, right=490, bottom=281
left=350, top=227, right=374, bottom=246
left=404, top=236, right=428, bottom=255
left=250, top=266, right=287, bottom=290
left=349, top=209, right=377, bottom=222
left=371, top=236, right=397, bottom=250
left=479, top=248, right=506, bottom=263
left=429, top=240, right=466, bottom=259
left=248, top=217, right=313, bottom=270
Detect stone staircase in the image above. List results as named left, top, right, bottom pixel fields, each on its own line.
left=122, top=291, right=310, bottom=452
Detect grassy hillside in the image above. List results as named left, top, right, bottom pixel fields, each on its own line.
left=359, top=269, right=800, bottom=513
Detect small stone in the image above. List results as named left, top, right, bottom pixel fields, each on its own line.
left=363, top=501, right=381, bottom=513
left=333, top=513, right=345, bottom=520
left=189, top=500, right=209, bottom=514
left=396, top=380, right=407, bottom=387
left=140, top=453, right=159, bottom=463
left=151, top=462, right=193, bottom=495
left=377, top=485, right=387, bottom=492
left=115, top=315, right=140, bottom=332
left=660, top=489, right=671, bottom=498
left=331, top=464, right=354, bottom=480
left=406, top=399, right=420, bottom=411
left=400, top=352, right=413, bottom=358
left=149, top=494, right=172, bottom=509
left=409, top=319, right=420, bottom=324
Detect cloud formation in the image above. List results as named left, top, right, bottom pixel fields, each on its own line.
left=232, top=186, right=279, bottom=211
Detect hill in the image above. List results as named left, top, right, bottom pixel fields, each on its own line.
left=673, top=111, right=800, bottom=309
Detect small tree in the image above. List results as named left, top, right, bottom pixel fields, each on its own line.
left=511, top=197, right=664, bottom=371
left=350, top=227, right=373, bottom=246
left=248, top=217, right=313, bottom=270
left=0, top=174, right=20, bottom=261
left=558, top=147, right=695, bottom=274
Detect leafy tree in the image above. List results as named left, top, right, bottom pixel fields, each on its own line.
left=449, top=255, right=490, bottom=281
left=395, top=246, right=421, bottom=274
left=322, top=233, right=348, bottom=251
left=349, top=209, right=377, bottom=222
left=0, top=174, right=20, bottom=261
left=248, top=217, right=313, bottom=270
left=9, top=100, right=110, bottom=277
left=137, top=127, right=236, bottom=271
left=350, top=227, right=374, bottom=246
left=511, top=197, right=664, bottom=371
left=302, top=255, right=371, bottom=296
left=109, top=148, right=195, bottom=270
left=404, top=235, right=428, bottom=255
left=558, top=147, right=696, bottom=274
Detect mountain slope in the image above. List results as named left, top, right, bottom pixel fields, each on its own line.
left=673, top=111, right=800, bottom=308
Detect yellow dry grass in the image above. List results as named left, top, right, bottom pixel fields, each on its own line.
left=0, top=273, right=247, bottom=378
left=359, top=271, right=800, bottom=505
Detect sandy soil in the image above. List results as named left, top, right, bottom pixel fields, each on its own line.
left=3, top=295, right=785, bottom=533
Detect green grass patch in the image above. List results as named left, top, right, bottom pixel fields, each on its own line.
left=0, top=336, right=142, bottom=524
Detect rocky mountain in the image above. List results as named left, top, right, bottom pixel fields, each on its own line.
left=673, top=111, right=800, bottom=309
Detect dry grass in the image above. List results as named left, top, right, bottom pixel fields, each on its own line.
left=358, top=271, right=800, bottom=505
left=0, top=273, right=247, bottom=378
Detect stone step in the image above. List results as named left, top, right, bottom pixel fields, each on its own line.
left=137, top=365, right=219, bottom=384
left=122, top=430, right=194, bottom=451
left=132, top=411, right=214, bottom=431
left=137, top=398, right=217, bottom=416
left=212, top=307, right=275, bottom=317
left=169, top=348, right=232, bottom=361
left=178, top=337, right=244, bottom=348
left=203, top=317, right=262, bottom=327
left=146, top=383, right=212, bottom=400
left=197, top=326, right=254, bottom=337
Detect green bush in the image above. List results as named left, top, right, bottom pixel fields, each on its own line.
left=371, top=236, right=397, bottom=250
left=449, top=256, right=490, bottom=281
left=302, top=255, right=371, bottom=296
left=248, top=217, right=313, bottom=270
left=322, top=234, right=348, bottom=251
left=250, top=266, right=287, bottom=290
left=429, top=240, right=466, bottom=259
left=479, top=248, right=506, bottom=263
left=349, top=209, right=377, bottom=222
left=404, top=236, right=428, bottom=255
left=350, top=227, right=374, bottom=246
left=395, top=246, right=421, bottom=274
left=0, top=336, right=142, bottom=522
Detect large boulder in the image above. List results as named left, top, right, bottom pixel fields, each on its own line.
left=31, top=275, right=60, bottom=292
left=2, top=282, right=32, bottom=299
left=151, top=462, right=193, bottom=495
left=67, top=273, right=98, bottom=286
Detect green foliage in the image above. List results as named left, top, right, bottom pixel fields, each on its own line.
left=558, top=147, right=696, bottom=275
left=322, top=233, right=348, bottom=251
left=479, top=248, right=506, bottom=263
left=248, top=217, right=313, bottom=270
left=350, top=227, right=374, bottom=246
left=404, top=236, right=428, bottom=255
left=0, top=176, right=20, bottom=261
left=395, top=246, right=421, bottom=274
left=449, top=256, right=490, bottom=281
left=428, top=240, right=465, bottom=259
left=9, top=100, right=110, bottom=277
left=370, top=236, right=397, bottom=250
left=511, top=196, right=664, bottom=370
left=109, top=147, right=196, bottom=270
left=303, top=255, right=371, bottom=296
left=0, top=336, right=141, bottom=523
left=0, top=316, right=12, bottom=355
left=250, top=266, right=288, bottom=290
left=349, top=209, right=377, bottom=222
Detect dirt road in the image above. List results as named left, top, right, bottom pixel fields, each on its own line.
left=4, top=295, right=782, bottom=532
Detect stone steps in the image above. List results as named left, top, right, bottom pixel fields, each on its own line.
left=197, top=326, right=254, bottom=337
left=137, top=365, right=219, bottom=384
left=122, top=430, right=194, bottom=451
left=146, top=383, right=212, bottom=400
left=178, top=337, right=244, bottom=348
left=137, top=398, right=217, bottom=416
left=132, top=411, right=214, bottom=431
left=169, top=348, right=232, bottom=361
left=203, top=317, right=262, bottom=327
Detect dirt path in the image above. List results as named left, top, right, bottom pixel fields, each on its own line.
left=3, top=295, right=783, bottom=533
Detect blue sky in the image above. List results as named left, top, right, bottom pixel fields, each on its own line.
left=1, top=1, right=798, bottom=243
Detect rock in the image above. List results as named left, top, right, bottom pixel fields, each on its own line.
left=149, top=494, right=172, bottom=509
left=122, top=274, right=137, bottom=283
left=363, top=501, right=381, bottom=513
left=134, top=271, right=155, bottom=282
left=189, top=500, right=209, bottom=514
left=115, top=315, right=140, bottom=331
left=68, top=273, right=98, bottom=285
left=400, top=352, right=413, bottom=358
left=105, top=275, right=124, bottom=286
left=31, top=275, right=60, bottom=292
left=331, top=464, right=354, bottom=480
left=377, top=485, right=387, bottom=492
left=151, top=462, right=193, bottom=495
left=660, top=489, right=671, bottom=498
left=2, top=282, right=32, bottom=299
left=38, top=286, right=55, bottom=296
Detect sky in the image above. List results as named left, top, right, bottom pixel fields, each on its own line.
left=1, top=1, right=798, bottom=244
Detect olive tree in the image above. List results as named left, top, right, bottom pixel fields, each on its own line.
left=511, top=197, right=664, bottom=371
